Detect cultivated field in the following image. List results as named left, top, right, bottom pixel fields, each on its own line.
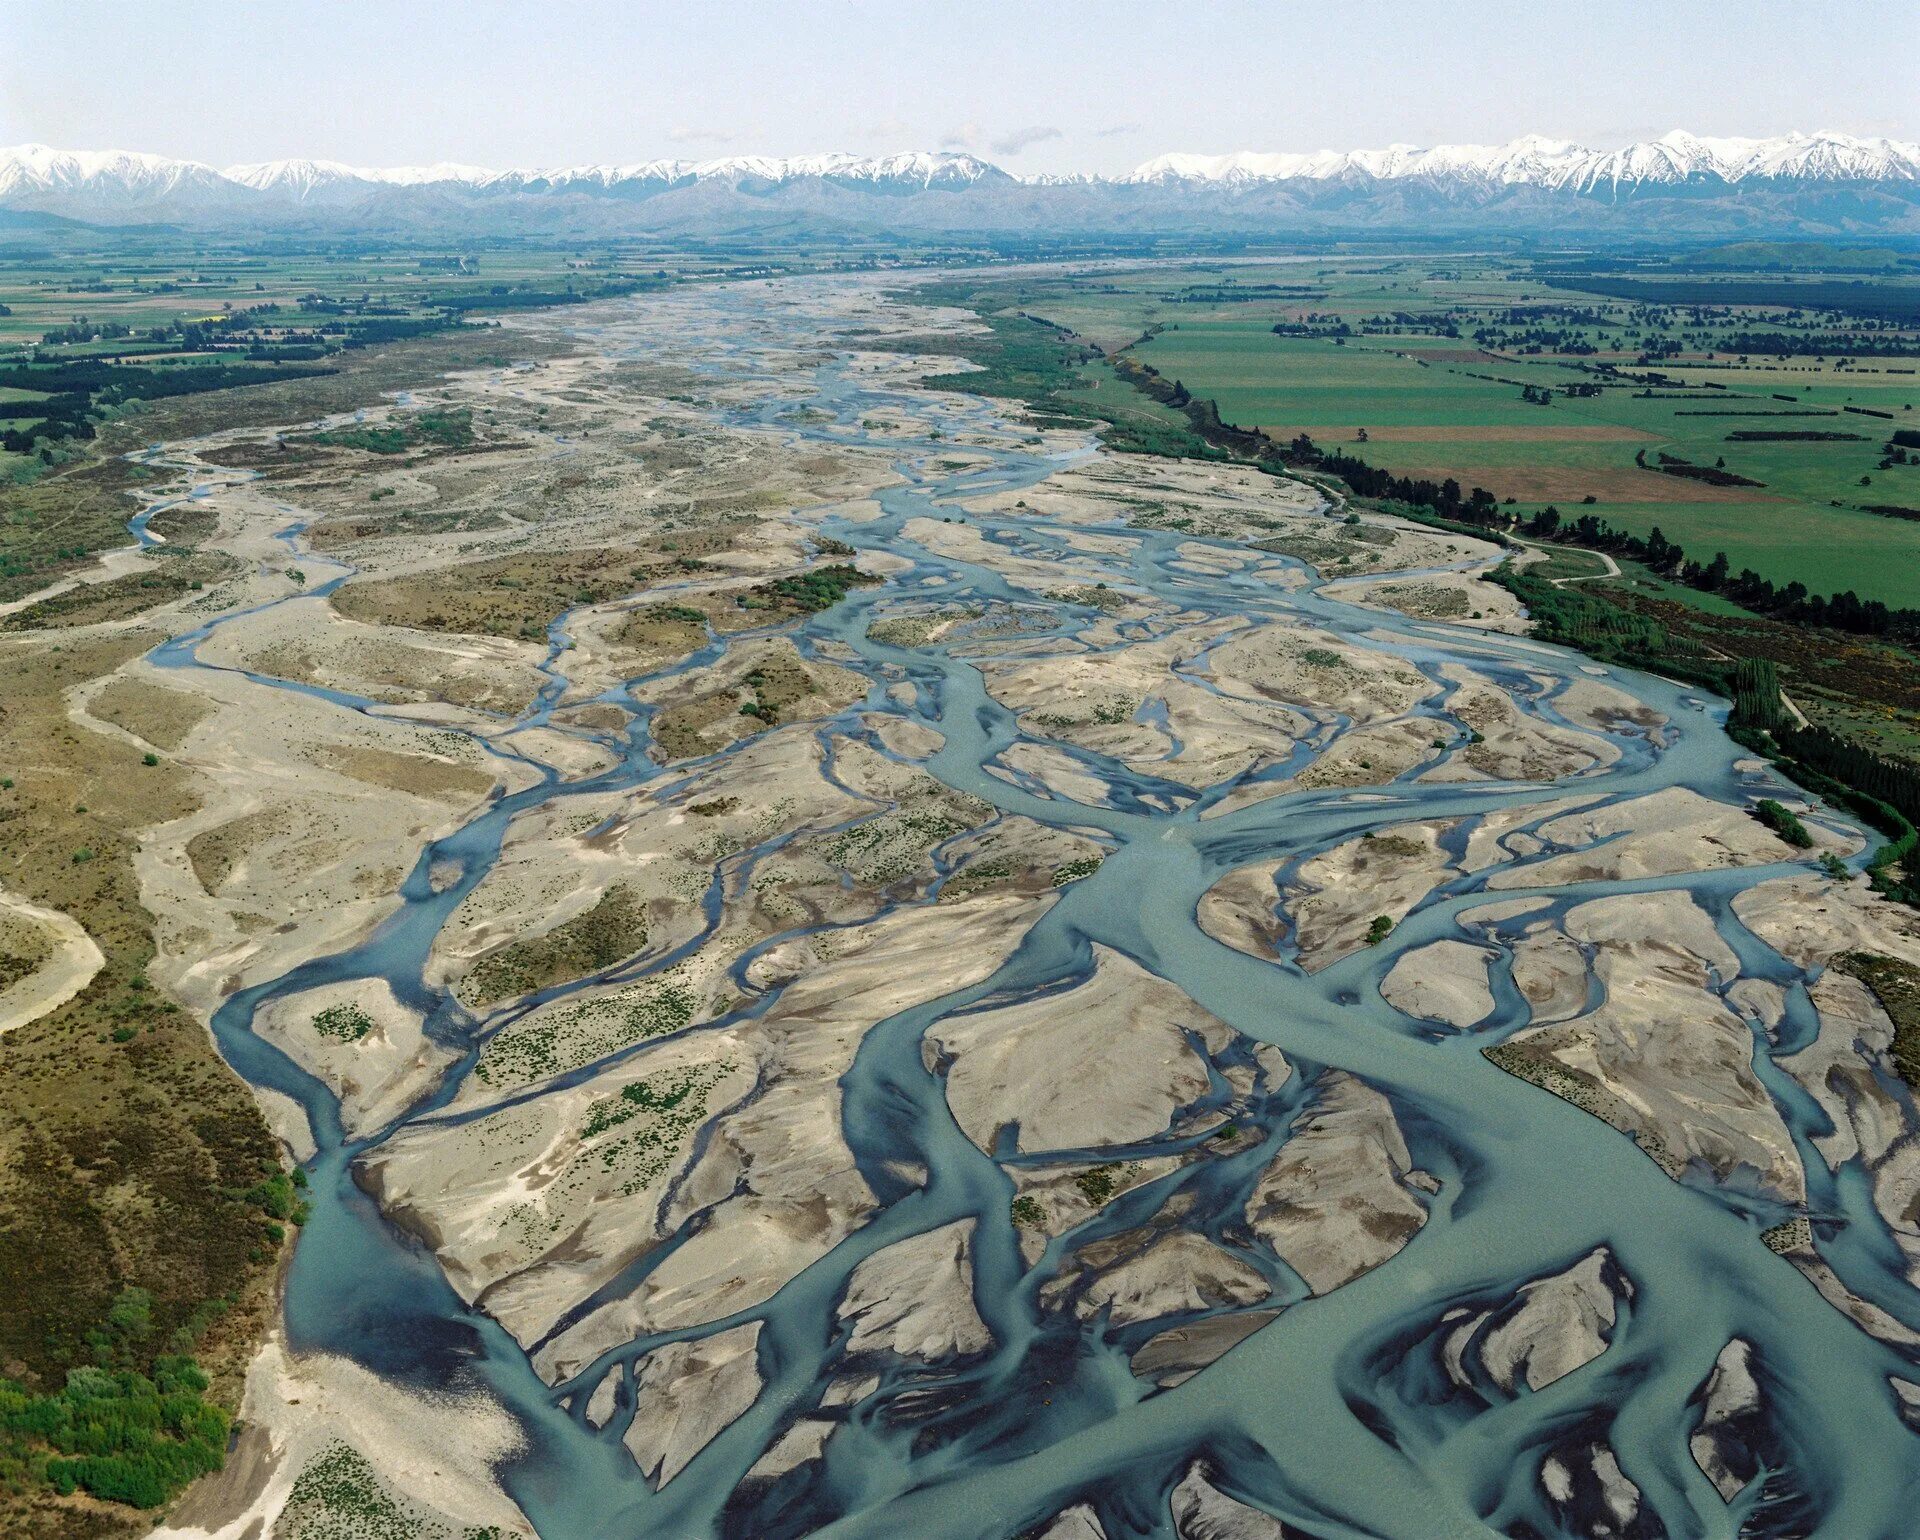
left=995, top=256, right=1920, bottom=605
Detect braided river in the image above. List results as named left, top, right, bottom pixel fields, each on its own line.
left=137, top=279, right=1920, bottom=1538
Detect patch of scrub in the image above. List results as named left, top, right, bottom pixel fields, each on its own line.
left=463, top=884, right=648, bottom=1006
left=277, top=1440, right=511, bottom=1540
left=475, top=974, right=705, bottom=1089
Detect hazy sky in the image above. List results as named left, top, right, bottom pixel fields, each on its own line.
left=4, top=0, right=1914, bottom=175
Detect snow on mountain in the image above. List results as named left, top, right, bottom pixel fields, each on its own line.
left=609, top=151, right=1001, bottom=187
left=225, top=158, right=530, bottom=205
left=520, top=161, right=681, bottom=191
left=8, top=132, right=1917, bottom=210
left=1126, top=131, right=1920, bottom=189
left=0, top=143, right=233, bottom=204
left=813, top=151, right=1003, bottom=187
left=365, top=162, right=501, bottom=187
left=223, top=158, right=377, bottom=198
left=204, top=150, right=1000, bottom=200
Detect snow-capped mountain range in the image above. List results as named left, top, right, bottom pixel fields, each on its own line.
left=0, top=145, right=1011, bottom=205
left=214, top=149, right=1009, bottom=201
left=1123, top=130, right=1920, bottom=190
left=3, top=131, right=1916, bottom=236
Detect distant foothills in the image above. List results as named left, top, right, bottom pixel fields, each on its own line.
left=2, top=130, right=1918, bottom=239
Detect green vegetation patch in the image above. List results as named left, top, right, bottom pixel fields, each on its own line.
left=1491, top=561, right=1682, bottom=666
left=1751, top=798, right=1814, bottom=847
left=279, top=1442, right=417, bottom=1540
left=0, top=1288, right=235, bottom=1512
left=866, top=615, right=939, bottom=647
left=1521, top=546, right=1613, bottom=582
left=475, top=978, right=701, bottom=1088
left=311, top=423, right=408, bottom=454
left=0, top=555, right=235, bottom=633
left=939, top=859, right=1013, bottom=903
left=1051, top=857, right=1104, bottom=887
left=907, top=309, right=1103, bottom=403
left=1828, top=951, right=1920, bottom=1088
left=885, top=290, right=1211, bottom=461
left=0, top=1351, right=226, bottom=1510
left=0, top=453, right=159, bottom=603
left=309, top=407, right=474, bottom=456
left=579, top=1063, right=732, bottom=1196
left=825, top=809, right=963, bottom=886
left=277, top=1440, right=501, bottom=1540
left=742, top=563, right=877, bottom=617
left=464, top=884, right=647, bottom=1006
left=1049, top=584, right=1127, bottom=611
left=867, top=606, right=981, bottom=648
left=1073, top=1163, right=1138, bottom=1206
left=311, top=1003, right=374, bottom=1041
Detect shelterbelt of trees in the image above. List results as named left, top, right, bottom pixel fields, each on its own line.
left=1117, top=349, right=1920, bottom=644
left=1302, top=438, right=1914, bottom=640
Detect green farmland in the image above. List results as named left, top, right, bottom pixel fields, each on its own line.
left=985, top=257, right=1920, bottom=605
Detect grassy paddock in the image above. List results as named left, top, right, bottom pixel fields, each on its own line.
left=964, top=257, right=1920, bottom=605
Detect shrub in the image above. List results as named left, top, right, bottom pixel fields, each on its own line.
left=1074, top=1166, right=1121, bottom=1205
left=1, top=1355, right=227, bottom=1509
left=1753, top=798, right=1814, bottom=848
left=311, top=1003, right=374, bottom=1041
left=244, top=1170, right=299, bottom=1221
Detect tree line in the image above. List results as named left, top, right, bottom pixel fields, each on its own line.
left=1279, top=432, right=1920, bottom=642
left=1116, top=348, right=1920, bottom=644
